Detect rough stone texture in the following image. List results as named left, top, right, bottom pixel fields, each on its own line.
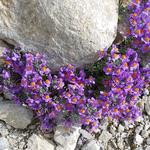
left=27, top=134, right=55, bottom=150
left=0, top=0, right=119, bottom=70
left=79, top=129, right=94, bottom=140
left=0, top=137, right=10, bottom=150
left=134, top=134, right=144, bottom=145
left=0, top=96, right=149, bottom=150
left=81, top=140, right=102, bottom=150
left=145, top=96, right=150, bottom=116
left=54, top=126, right=80, bottom=150
left=99, top=130, right=112, bottom=144
left=0, top=102, right=33, bottom=129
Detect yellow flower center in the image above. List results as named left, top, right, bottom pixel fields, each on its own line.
left=45, top=95, right=50, bottom=99
left=114, top=108, right=118, bottom=113
left=122, top=55, right=126, bottom=59
left=106, top=67, right=112, bottom=73
left=72, top=97, right=77, bottom=103
left=45, top=79, right=50, bottom=84
left=42, top=66, right=47, bottom=71
left=30, top=82, right=35, bottom=87
left=80, top=108, right=85, bottom=114
left=85, top=119, right=90, bottom=124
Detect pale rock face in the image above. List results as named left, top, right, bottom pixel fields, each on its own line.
left=27, top=134, right=55, bottom=150
left=0, top=0, right=119, bottom=70
left=99, top=130, right=112, bottom=144
left=134, top=134, right=144, bottom=145
left=144, top=96, right=150, bottom=116
left=54, top=125, right=80, bottom=150
left=0, top=137, right=10, bottom=150
left=0, top=102, right=33, bottom=129
left=81, top=140, right=103, bottom=150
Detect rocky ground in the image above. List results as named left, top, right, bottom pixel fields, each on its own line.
left=0, top=90, right=150, bottom=150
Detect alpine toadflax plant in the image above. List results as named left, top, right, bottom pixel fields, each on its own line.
left=0, top=0, right=149, bottom=132
left=98, top=45, right=149, bottom=122
left=128, top=0, right=150, bottom=53
left=1, top=45, right=149, bottom=132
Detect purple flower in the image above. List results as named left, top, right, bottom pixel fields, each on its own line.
left=97, top=48, right=107, bottom=60
left=42, top=94, right=52, bottom=103
left=2, top=70, right=10, bottom=79
left=103, top=64, right=113, bottom=75
left=39, top=64, right=50, bottom=75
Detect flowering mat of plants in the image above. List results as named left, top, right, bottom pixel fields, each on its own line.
left=0, top=0, right=150, bottom=148
left=0, top=0, right=150, bottom=132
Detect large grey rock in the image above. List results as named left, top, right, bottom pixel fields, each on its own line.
left=0, top=102, right=33, bottom=129
left=54, top=125, right=80, bottom=150
left=27, top=134, right=55, bottom=150
left=0, top=0, right=119, bottom=70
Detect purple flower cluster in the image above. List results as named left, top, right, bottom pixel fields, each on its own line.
left=128, top=0, right=150, bottom=53
left=1, top=48, right=104, bottom=131
left=1, top=45, right=148, bottom=132
left=0, top=1, right=149, bottom=132
left=98, top=45, right=149, bottom=122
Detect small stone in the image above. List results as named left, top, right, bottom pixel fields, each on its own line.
left=128, top=124, right=134, bottom=129
left=56, top=145, right=64, bottom=150
left=110, top=140, right=118, bottom=149
left=99, top=118, right=109, bottom=130
left=18, top=141, right=26, bottom=149
left=54, top=126, right=80, bottom=150
left=116, top=137, right=124, bottom=150
left=0, top=121, right=9, bottom=136
left=117, top=140, right=124, bottom=150
left=0, top=137, right=10, bottom=150
left=79, top=129, right=94, bottom=140
left=99, top=130, right=112, bottom=144
left=135, top=126, right=143, bottom=134
left=81, top=140, right=103, bottom=150
left=144, top=89, right=149, bottom=95
left=110, top=126, right=116, bottom=135
left=141, top=130, right=150, bottom=138
left=27, top=134, right=55, bottom=150
left=121, top=133, right=127, bottom=138
left=134, top=134, right=143, bottom=145
left=145, top=146, right=150, bottom=150
left=144, top=96, right=150, bottom=116
left=107, top=143, right=116, bottom=150
left=135, top=147, right=143, bottom=150
left=0, top=102, right=33, bottom=129
left=118, top=124, right=125, bottom=132
left=113, top=121, right=119, bottom=127
left=147, top=138, right=150, bottom=145
left=144, top=123, right=150, bottom=131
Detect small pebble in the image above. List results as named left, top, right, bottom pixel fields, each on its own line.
left=147, top=138, right=150, bottom=145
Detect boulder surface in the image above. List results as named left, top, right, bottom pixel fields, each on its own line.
left=0, top=0, right=118, bottom=70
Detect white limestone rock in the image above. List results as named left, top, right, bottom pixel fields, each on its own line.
left=54, top=126, right=80, bottom=150
left=0, top=102, right=33, bottom=129
left=0, top=0, right=119, bottom=70
left=82, top=140, right=103, bottom=150
left=27, top=134, right=55, bottom=150
left=0, top=137, right=10, bottom=150
left=144, top=96, right=150, bottom=116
